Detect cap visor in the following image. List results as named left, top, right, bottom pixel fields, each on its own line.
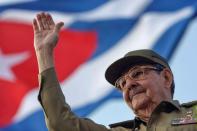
left=105, top=56, right=156, bottom=85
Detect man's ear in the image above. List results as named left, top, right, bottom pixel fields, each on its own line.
left=162, top=68, right=173, bottom=90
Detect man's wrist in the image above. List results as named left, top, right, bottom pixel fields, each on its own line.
left=36, top=50, right=55, bottom=73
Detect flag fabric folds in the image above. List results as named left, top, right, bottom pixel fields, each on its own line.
left=0, top=0, right=197, bottom=131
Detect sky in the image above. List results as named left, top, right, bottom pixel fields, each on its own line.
left=88, top=17, right=197, bottom=126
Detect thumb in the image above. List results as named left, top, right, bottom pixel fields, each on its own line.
left=55, top=22, right=64, bottom=32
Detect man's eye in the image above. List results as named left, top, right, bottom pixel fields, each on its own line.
left=131, top=70, right=143, bottom=78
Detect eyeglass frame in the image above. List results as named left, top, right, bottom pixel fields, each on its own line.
left=115, top=64, right=164, bottom=90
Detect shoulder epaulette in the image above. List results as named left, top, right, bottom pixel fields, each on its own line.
left=181, top=100, right=197, bottom=108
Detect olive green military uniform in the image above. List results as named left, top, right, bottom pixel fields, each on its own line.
left=38, top=68, right=197, bottom=131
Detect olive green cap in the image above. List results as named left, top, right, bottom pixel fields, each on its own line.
left=105, top=49, right=171, bottom=86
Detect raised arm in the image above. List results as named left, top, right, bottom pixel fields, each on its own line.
left=33, top=13, right=113, bottom=131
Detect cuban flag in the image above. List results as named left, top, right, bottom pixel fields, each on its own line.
left=0, top=0, right=197, bottom=131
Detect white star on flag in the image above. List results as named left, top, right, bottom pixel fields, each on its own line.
left=0, top=49, right=30, bottom=81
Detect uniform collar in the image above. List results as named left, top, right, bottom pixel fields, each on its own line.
left=154, top=100, right=181, bottom=113
left=109, top=119, right=134, bottom=129
left=109, top=117, right=145, bottom=129
left=170, top=100, right=181, bottom=111
left=109, top=100, right=181, bottom=129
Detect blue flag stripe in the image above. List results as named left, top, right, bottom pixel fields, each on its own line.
left=145, top=0, right=197, bottom=12
left=152, top=15, right=195, bottom=60
left=0, top=0, right=108, bottom=13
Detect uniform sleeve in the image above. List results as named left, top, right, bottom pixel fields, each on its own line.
left=37, top=67, right=111, bottom=131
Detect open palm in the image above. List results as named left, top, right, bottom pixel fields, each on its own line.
left=33, top=13, right=64, bottom=52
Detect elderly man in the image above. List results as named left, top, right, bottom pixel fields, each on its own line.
left=33, top=13, right=197, bottom=131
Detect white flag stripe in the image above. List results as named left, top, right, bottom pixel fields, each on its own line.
left=76, top=0, right=152, bottom=21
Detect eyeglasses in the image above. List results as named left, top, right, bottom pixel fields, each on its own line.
left=115, top=65, right=163, bottom=90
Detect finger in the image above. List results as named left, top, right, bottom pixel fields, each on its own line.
left=41, top=12, right=50, bottom=30
left=45, top=13, right=52, bottom=28
left=32, top=18, right=39, bottom=33
left=55, top=22, right=64, bottom=33
left=47, top=14, right=55, bottom=27
left=37, top=14, right=44, bottom=30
